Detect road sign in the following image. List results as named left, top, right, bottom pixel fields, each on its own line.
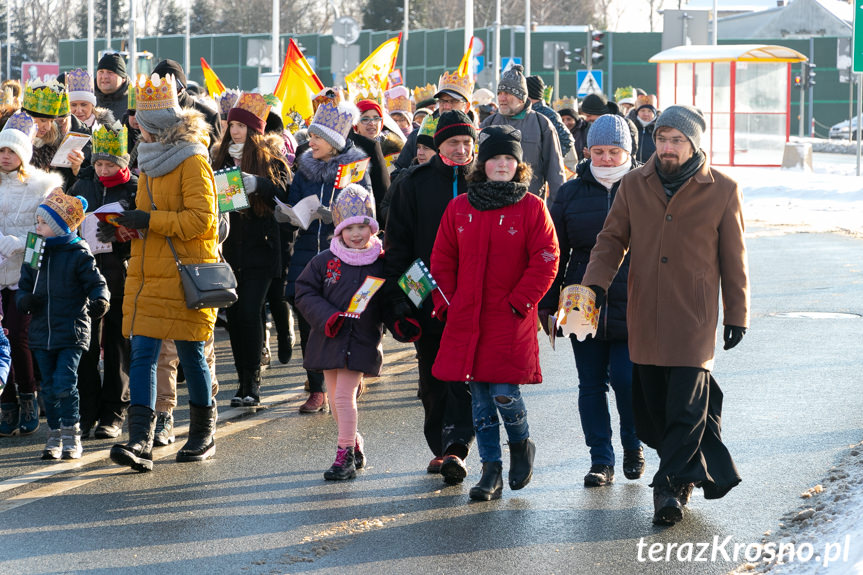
left=501, top=57, right=522, bottom=72
left=854, top=2, right=863, bottom=72
left=474, top=37, right=485, bottom=56
left=473, top=56, right=485, bottom=75
left=576, top=69, right=603, bottom=97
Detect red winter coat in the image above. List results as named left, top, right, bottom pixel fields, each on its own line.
left=430, top=189, right=559, bottom=385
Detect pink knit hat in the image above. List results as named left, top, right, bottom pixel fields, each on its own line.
left=332, top=184, right=378, bottom=236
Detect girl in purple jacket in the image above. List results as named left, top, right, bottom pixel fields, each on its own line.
left=295, top=184, right=419, bottom=480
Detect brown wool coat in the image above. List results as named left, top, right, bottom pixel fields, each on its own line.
left=582, top=156, right=749, bottom=370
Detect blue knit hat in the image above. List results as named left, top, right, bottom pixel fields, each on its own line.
left=586, top=114, right=632, bottom=154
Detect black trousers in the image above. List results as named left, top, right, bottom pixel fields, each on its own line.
left=415, top=333, right=474, bottom=459
left=633, top=364, right=741, bottom=499
left=226, top=271, right=272, bottom=374
left=76, top=297, right=130, bottom=427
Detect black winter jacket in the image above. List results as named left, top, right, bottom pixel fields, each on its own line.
left=540, top=159, right=633, bottom=341
left=69, top=167, right=137, bottom=297
left=17, top=238, right=109, bottom=350
left=383, top=153, right=470, bottom=336
left=96, top=80, right=131, bottom=123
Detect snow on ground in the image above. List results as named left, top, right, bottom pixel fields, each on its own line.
left=725, top=155, right=863, bottom=575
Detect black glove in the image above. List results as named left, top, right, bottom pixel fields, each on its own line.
left=115, top=210, right=150, bottom=230
left=89, top=298, right=110, bottom=320
left=587, top=285, right=606, bottom=309
left=96, top=220, right=116, bottom=243
left=17, top=293, right=44, bottom=314
left=723, top=325, right=746, bottom=350
left=391, top=298, right=414, bottom=321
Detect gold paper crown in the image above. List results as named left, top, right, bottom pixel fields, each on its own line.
left=437, top=71, right=473, bottom=102
left=413, top=83, right=436, bottom=103
left=313, top=87, right=342, bottom=114
left=40, top=189, right=86, bottom=232
left=127, top=75, right=146, bottom=110
left=384, top=87, right=411, bottom=115
left=93, top=124, right=129, bottom=158
left=0, top=87, right=12, bottom=108
left=614, top=86, right=636, bottom=103
left=234, top=93, right=271, bottom=122
left=310, top=102, right=355, bottom=142
left=636, top=94, right=657, bottom=109
left=135, top=74, right=179, bottom=111
left=553, top=97, right=578, bottom=112
left=22, top=80, right=70, bottom=117
left=347, top=77, right=383, bottom=106
left=3, top=110, right=36, bottom=138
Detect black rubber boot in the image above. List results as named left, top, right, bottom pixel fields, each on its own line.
left=508, top=438, right=536, bottom=490
left=243, top=368, right=262, bottom=406
left=176, top=402, right=216, bottom=462
left=470, top=461, right=503, bottom=501
left=230, top=370, right=247, bottom=407
left=653, top=488, right=684, bottom=526
left=324, top=446, right=356, bottom=480
left=109, top=405, right=156, bottom=473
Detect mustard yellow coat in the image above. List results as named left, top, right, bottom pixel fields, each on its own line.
left=122, top=154, right=219, bottom=341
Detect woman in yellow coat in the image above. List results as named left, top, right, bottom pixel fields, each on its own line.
left=108, top=74, right=219, bottom=473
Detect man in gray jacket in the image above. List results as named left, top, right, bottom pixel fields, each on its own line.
left=480, top=65, right=565, bottom=202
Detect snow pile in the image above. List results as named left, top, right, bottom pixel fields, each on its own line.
left=727, top=161, right=863, bottom=238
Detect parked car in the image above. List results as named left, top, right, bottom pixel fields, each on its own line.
left=829, top=116, right=861, bottom=140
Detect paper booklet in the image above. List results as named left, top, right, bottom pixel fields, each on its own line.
left=214, top=166, right=250, bottom=213
left=50, top=132, right=91, bottom=168
left=334, top=158, right=370, bottom=189
left=384, top=153, right=398, bottom=175
left=93, top=201, right=145, bottom=242
left=341, top=276, right=386, bottom=319
left=79, top=214, right=112, bottom=255
left=273, top=194, right=322, bottom=230
left=398, top=258, right=445, bottom=308
left=24, top=232, right=45, bottom=269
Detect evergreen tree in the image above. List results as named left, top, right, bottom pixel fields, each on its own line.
left=75, top=0, right=129, bottom=42
left=362, top=0, right=404, bottom=31
left=190, top=0, right=220, bottom=35
left=158, top=0, right=186, bottom=35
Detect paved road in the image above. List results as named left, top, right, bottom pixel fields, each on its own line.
left=0, top=230, right=861, bottom=574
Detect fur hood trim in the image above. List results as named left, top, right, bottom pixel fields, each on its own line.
left=0, top=165, right=63, bottom=192
left=296, top=142, right=368, bottom=185
left=94, top=107, right=117, bottom=127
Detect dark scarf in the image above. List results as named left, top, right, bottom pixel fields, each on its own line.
left=467, top=180, right=528, bottom=211
left=655, top=149, right=705, bottom=197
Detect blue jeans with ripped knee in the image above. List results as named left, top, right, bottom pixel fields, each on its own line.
left=468, top=381, right=530, bottom=463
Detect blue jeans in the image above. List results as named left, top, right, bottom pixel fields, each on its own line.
left=129, top=336, right=212, bottom=409
left=468, top=382, right=530, bottom=463
left=571, top=338, right=641, bottom=466
left=33, top=348, right=83, bottom=429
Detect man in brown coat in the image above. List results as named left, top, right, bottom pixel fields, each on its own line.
left=581, top=105, right=750, bottom=526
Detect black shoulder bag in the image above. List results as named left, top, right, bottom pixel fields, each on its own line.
left=145, top=176, right=238, bottom=310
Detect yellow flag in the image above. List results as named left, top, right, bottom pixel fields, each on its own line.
left=273, top=39, right=325, bottom=124
left=200, top=58, right=227, bottom=97
left=344, top=34, right=402, bottom=92
left=456, top=37, right=474, bottom=77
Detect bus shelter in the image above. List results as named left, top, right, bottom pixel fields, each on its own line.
left=649, top=44, right=807, bottom=167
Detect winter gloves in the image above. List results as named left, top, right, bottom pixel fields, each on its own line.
left=96, top=220, right=117, bottom=243
left=391, top=298, right=413, bottom=322
left=723, top=325, right=746, bottom=350
left=0, top=235, right=23, bottom=257
left=89, top=298, right=110, bottom=320
left=241, top=172, right=258, bottom=194
left=316, top=206, right=333, bottom=225
left=325, top=313, right=345, bottom=338
left=17, top=293, right=45, bottom=314
left=393, top=317, right=421, bottom=343
left=115, top=210, right=150, bottom=230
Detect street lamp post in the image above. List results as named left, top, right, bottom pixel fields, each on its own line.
left=272, top=0, right=280, bottom=74
left=493, top=0, right=500, bottom=88
left=87, top=0, right=95, bottom=76
left=129, top=0, right=138, bottom=80
left=402, top=0, right=408, bottom=85
left=185, top=0, right=190, bottom=72
left=524, top=0, right=530, bottom=75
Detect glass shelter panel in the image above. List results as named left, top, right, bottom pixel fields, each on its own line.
left=734, top=62, right=787, bottom=165
left=675, top=62, right=693, bottom=105
left=658, top=63, right=675, bottom=109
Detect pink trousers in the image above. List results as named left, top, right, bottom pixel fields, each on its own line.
left=323, top=368, right=363, bottom=447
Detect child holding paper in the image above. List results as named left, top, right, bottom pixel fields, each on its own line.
left=294, top=184, right=419, bottom=480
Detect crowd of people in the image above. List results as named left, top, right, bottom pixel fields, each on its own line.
left=0, top=52, right=749, bottom=527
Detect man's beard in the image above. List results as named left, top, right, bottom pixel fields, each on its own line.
left=659, top=157, right=681, bottom=174
left=33, top=121, right=61, bottom=148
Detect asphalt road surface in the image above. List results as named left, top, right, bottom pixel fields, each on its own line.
left=0, top=229, right=861, bottom=574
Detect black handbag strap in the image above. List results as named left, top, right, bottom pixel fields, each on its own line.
left=144, top=176, right=184, bottom=268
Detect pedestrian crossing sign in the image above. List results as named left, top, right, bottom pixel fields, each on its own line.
left=576, top=70, right=603, bottom=97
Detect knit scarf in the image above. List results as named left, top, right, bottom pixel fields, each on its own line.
left=228, top=143, right=244, bottom=162
left=655, top=149, right=705, bottom=197
left=589, top=161, right=631, bottom=191
left=467, top=180, right=528, bottom=211
left=329, top=234, right=383, bottom=266
left=137, top=140, right=209, bottom=178
left=99, top=166, right=131, bottom=188
left=440, top=152, right=474, bottom=167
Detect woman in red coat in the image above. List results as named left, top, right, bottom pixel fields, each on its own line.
left=430, top=125, right=559, bottom=501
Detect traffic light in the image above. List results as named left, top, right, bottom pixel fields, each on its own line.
left=807, top=63, right=816, bottom=87
left=793, top=74, right=802, bottom=88
left=557, top=48, right=572, bottom=70
left=590, top=30, right=605, bottom=66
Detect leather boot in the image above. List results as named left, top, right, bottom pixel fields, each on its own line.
left=653, top=488, right=684, bottom=526
left=324, top=446, right=356, bottom=480
left=176, top=402, right=216, bottom=462
left=243, top=368, right=262, bottom=406
left=230, top=370, right=247, bottom=407
left=469, top=461, right=503, bottom=501
left=508, top=437, right=536, bottom=490
left=110, top=405, right=156, bottom=473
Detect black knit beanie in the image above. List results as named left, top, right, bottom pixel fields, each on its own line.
left=152, top=59, right=187, bottom=90
left=526, top=76, right=545, bottom=101
left=434, top=110, right=477, bottom=148
left=97, top=53, right=127, bottom=77
left=580, top=93, right=610, bottom=116
left=478, top=125, right=522, bottom=163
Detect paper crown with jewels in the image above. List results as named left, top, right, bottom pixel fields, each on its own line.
left=412, top=83, right=437, bottom=105
left=135, top=73, right=179, bottom=111
left=216, top=89, right=241, bottom=119
left=307, top=101, right=358, bottom=152
left=312, top=87, right=343, bottom=114
left=347, top=77, right=383, bottom=107
left=65, top=68, right=96, bottom=105
left=435, top=71, right=473, bottom=103
left=3, top=110, right=36, bottom=139
left=0, top=87, right=13, bottom=108
left=227, top=92, right=272, bottom=134
left=127, top=75, right=145, bottom=111
left=553, top=97, right=578, bottom=112
left=636, top=94, right=657, bottom=110
left=333, top=183, right=378, bottom=236
left=92, top=124, right=128, bottom=158
left=37, top=189, right=88, bottom=235
left=22, top=80, right=70, bottom=118
left=384, top=86, right=411, bottom=117
left=614, top=85, right=636, bottom=104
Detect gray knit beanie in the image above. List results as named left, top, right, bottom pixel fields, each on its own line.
left=586, top=114, right=632, bottom=154
left=498, top=65, right=528, bottom=101
left=135, top=106, right=182, bottom=134
left=653, top=104, right=706, bottom=150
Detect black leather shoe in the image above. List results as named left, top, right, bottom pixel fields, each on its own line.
left=441, top=454, right=468, bottom=485
left=584, top=464, right=614, bottom=487
left=623, top=447, right=645, bottom=480
left=469, top=461, right=503, bottom=501
left=653, top=490, right=684, bottom=526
